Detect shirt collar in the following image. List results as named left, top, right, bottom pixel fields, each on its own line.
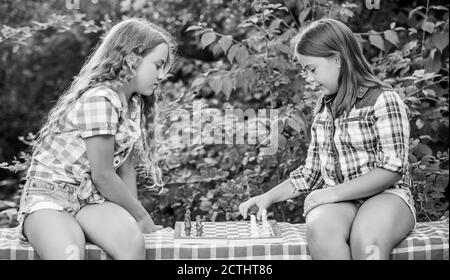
left=315, top=86, right=370, bottom=114
left=116, top=91, right=140, bottom=110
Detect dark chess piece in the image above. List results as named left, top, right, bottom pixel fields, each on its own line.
left=184, top=209, right=191, bottom=236
left=198, top=216, right=205, bottom=236
left=195, top=215, right=203, bottom=237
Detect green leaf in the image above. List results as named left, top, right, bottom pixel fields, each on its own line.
left=235, top=46, right=249, bottom=66
left=218, top=35, right=233, bottom=53
left=285, top=117, right=305, bottom=135
left=409, top=6, right=425, bottom=19
left=384, top=30, right=400, bottom=47
left=221, top=76, right=234, bottom=100
left=431, top=32, right=449, bottom=52
left=274, top=43, right=290, bottom=54
left=212, top=43, right=223, bottom=56
left=368, top=31, right=385, bottom=51
left=200, top=32, right=216, bottom=49
left=191, top=77, right=206, bottom=88
left=269, top=19, right=282, bottom=31
left=185, top=25, right=204, bottom=32
left=227, top=44, right=240, bottom=63
left=421, top=21, right=435, bottom=34
left=298, top=8, right=310, bottom=24
left=430, top=5, right=449, bottom=11
left=208, top=76, right=223, bottom=94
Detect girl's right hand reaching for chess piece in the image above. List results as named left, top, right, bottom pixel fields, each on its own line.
left=239, top=193, right=273, bottom=220
left=137, top=213, right=164, bottom=234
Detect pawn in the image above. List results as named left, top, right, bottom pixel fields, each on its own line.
left=195, top=215, right=203, bottom=237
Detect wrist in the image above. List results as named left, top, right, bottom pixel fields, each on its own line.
left=262, top=192, right=274, bottom=205
left=328, top=186, right=341, bottom=202
left=136, top=211, right=151, bottom=222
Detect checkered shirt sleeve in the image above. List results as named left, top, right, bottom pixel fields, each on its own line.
left=289, top=118, right=324, bottom=194
left=74, top=90, right=120, bottom=138
left=373, top=90, right=410, bottom=175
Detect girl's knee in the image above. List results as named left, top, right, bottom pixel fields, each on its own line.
left=350, top=231, right=391, bottom=260
left=306, top=220, right=344, bottom=245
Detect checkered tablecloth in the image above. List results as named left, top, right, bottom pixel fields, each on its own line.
left=1, top=219, right=448, bottom=260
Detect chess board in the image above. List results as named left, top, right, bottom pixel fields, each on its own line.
left=173, top=220, right=283, bottom=245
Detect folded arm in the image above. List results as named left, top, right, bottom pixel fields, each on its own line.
left=85, top=135, right=148, bottom=222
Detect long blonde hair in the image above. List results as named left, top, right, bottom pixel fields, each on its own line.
left=35, top=18, right=177, bottom=188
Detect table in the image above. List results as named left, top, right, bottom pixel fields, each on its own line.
left=0, top=219, right=448, bottom=260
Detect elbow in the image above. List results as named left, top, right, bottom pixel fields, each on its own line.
left=91, top=170, right=115, bottom=187
left=379, top=169, right=402, bottom=187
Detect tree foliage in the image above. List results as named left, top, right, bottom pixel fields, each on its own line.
left=1, top=0, right=448, bottom=228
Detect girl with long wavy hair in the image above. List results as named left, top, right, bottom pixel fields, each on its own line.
left=17, top=18, right=176, bottom=260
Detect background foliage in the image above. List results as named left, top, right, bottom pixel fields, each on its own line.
left=1, top=0, right=448, bottom=228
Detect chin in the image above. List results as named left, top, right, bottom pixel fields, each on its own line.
left=140, top=90, right=154, bottom=96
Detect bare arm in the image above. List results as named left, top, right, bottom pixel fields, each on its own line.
left=332, top=167, right=401, bottom=201
left=266, top=178, right=303, bottom=204
left=302, top=167, right=402, bottom=216
left=85, top=135, right=148, bottom=221
left=116, top=149, right=138, bottom=199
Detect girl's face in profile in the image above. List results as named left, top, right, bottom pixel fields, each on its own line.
left=133, top=43, right=169, bottom=96
left=297, top=54, right=341, bottom=95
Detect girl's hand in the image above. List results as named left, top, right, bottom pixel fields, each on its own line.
left=239, top=193, right=273, bottom=220
left=137, top=214, right=163, bottom=234
left=303, top=187, right=339, bottom=217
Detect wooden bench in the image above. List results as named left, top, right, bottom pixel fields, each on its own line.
left=0, top=218, right=448, bottom=260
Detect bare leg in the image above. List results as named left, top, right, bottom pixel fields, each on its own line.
left=24, top=209, right=86, bottom=260
left=350, top=193, right=415, bottom=260
left=75, top=201, right=145, bottom=260
left=305, top=202, right=357, bottom=260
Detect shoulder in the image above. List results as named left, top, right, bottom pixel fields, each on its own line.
left=373, top=89, right=407, bottom=110
left=80, top=85, right=123, bottom=109
left=355, top=87, right=404, bottom=109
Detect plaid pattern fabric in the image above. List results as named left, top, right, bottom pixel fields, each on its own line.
left=1, top=219, right=448, bottom=260
left=290, top=87, right=412, bottom=193
left=26, top=85, right=142, bottom=186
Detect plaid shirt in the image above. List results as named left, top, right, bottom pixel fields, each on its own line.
left=27, top=85, right=142, bottom=200
left=290, top=87, right=412, bottom=194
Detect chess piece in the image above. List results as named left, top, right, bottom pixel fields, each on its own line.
left=250, top=214, right=259, bottom=237
left=195, top=215, right=203, bottom=237
left=184, top=209, right=191, bottom=236
left=261, top=209, right=271, bottom=235
left=198, top=216, right=205, bottom=236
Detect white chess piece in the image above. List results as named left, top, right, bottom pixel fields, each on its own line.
left=250, top=214, right=259, bottom=237
left=261, top=209, right=271, bottom=235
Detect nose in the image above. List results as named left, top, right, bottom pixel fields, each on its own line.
left=157, top=70, right=166, bottom=81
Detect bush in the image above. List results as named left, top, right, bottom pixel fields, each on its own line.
left=1, top=0, right=448, bottom=228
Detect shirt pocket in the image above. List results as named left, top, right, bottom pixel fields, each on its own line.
left=339, top=115, right=375, bottom=150
left=313, top=119, right=329, bottom=149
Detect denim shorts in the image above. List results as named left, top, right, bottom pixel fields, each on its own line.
left=354, top=185, right=417, bottom=226
left=17, top=178, right=104, bottom=241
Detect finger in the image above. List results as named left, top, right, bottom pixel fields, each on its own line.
left=239, top=202, right=249, bottom=219
left=257, top=207, right=265, bottom=221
